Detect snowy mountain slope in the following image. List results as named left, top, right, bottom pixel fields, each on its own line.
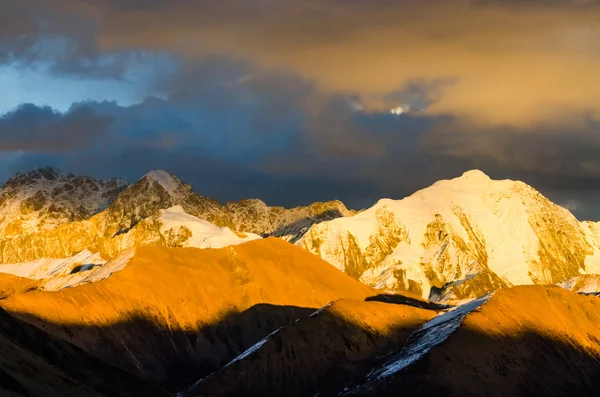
left=298, top=170, right=598, bottom=299
left=182, top=297, right=437, bottom=397
left=158, top=206, right=261, bottom=249
left=559, top=274, right=600, bottom=294
left=0, top=167, right=126, bottom=238
left=346, top=286, right=600, bottom=397
left=0, top=169, right=350, bottom=263
left=579, top=221, right=600, bottom=274
left=0, top=249, right=106, bottom=280
left=0, top=240, right=375, bottom=391
left=0, top=205, right=262, bottom=291
left=364, top=294, right=491, bottom=382
left=99, top=169, right=352, bottom=240
left=98, top=170, right=222, bottom=238
left=0, top=249, right=134, bottom=292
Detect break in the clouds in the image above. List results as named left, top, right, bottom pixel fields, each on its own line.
left=2, top=0, right=600, bottom=219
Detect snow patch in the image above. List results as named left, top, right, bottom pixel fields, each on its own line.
left=308, top=301, right=335, bottom=318
left=180, top=327, right=283, bottom=396
left=143, top=170, right=180, bottom=195
left=38, top=249, right=134, bottom=291
left=226, top=327, right=282, bottom=367
left=559, top=275, right=600, bottom=294
left=371, top=294, right=491, bottom=380
left=160, top=206, right=261, bottom=249
left=0, top=250, right=106, bottom=279
left=0, top=249, right=135, bottom=291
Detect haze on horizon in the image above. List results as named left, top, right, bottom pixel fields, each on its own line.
left=2, top=0, right=600, bottom=219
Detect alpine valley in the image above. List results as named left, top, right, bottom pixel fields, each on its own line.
left=0, top=167, right=599, bottom=397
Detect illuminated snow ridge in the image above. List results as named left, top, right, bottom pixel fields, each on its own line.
left=374, top=294, right=491, bottom=379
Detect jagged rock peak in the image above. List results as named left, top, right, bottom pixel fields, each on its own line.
left=4, top=166, right=62, bottom=186
left=0, top=168, right=128, bottom=237
left=2, top=167, right=128, bottom=194
left=132, top=169, right=192, bottom=197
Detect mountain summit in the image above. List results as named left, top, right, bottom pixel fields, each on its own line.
left=0, top=168, right=352, bottom=264
left=0, top=167, right=126, bottom=238
left=297, top=170, right=600, bottom=300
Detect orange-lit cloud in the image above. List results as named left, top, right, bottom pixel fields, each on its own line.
left=80, top=0, right=600, bottom=125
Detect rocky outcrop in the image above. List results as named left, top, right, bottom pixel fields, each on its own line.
left=0, top=167, right=125, bottom=238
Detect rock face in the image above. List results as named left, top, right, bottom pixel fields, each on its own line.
left=0, top=169, right=351, bottom=264
left=298, top=170, right=599, bottom=300
left=0, top=239, right=375, bottom=391
left=0, top=166, right=126, bottom=238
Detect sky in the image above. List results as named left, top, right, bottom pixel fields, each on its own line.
left=2, top=0, right=600, bottom=219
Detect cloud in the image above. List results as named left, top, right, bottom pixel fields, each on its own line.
left=79, top=0, right=600, bottom=126
left=4, top=1, right=600, bottom=220
left=5, top=1, right=600, bottom=125
left=2, top=60, right=600, bottom=220
left=0, top=104, right=114, bottom=152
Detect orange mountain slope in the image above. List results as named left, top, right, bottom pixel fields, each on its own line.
left=184, top=298, right=439, bottom=397
left=0, top=306, right=169, bottom=397
left=0, top=237, right=376, bottom=391
left=352, top=286, right=600, bottom=397
left=0, top=272, right=38, bottom=299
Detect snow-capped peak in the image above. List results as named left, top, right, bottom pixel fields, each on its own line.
left=459, top=169, right=491, bottom=182
left=0, top=168, right=127, bottom=237
left=298, top=169, right=593, bottom=301
left=140, top=170, right=181, bottom=195
left=158, top=205, right=261, bottom=248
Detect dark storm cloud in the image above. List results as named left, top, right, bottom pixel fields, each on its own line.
left=3, top=0, right=600, bottom=220
left=4, top=67, right=600, bottom=219
left=0, top=104, right=114, bottom=153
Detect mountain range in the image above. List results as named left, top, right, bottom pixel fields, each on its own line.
left=0, top=167, right=598, bottom=396
left=1, top=167, right=598, bottom=301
